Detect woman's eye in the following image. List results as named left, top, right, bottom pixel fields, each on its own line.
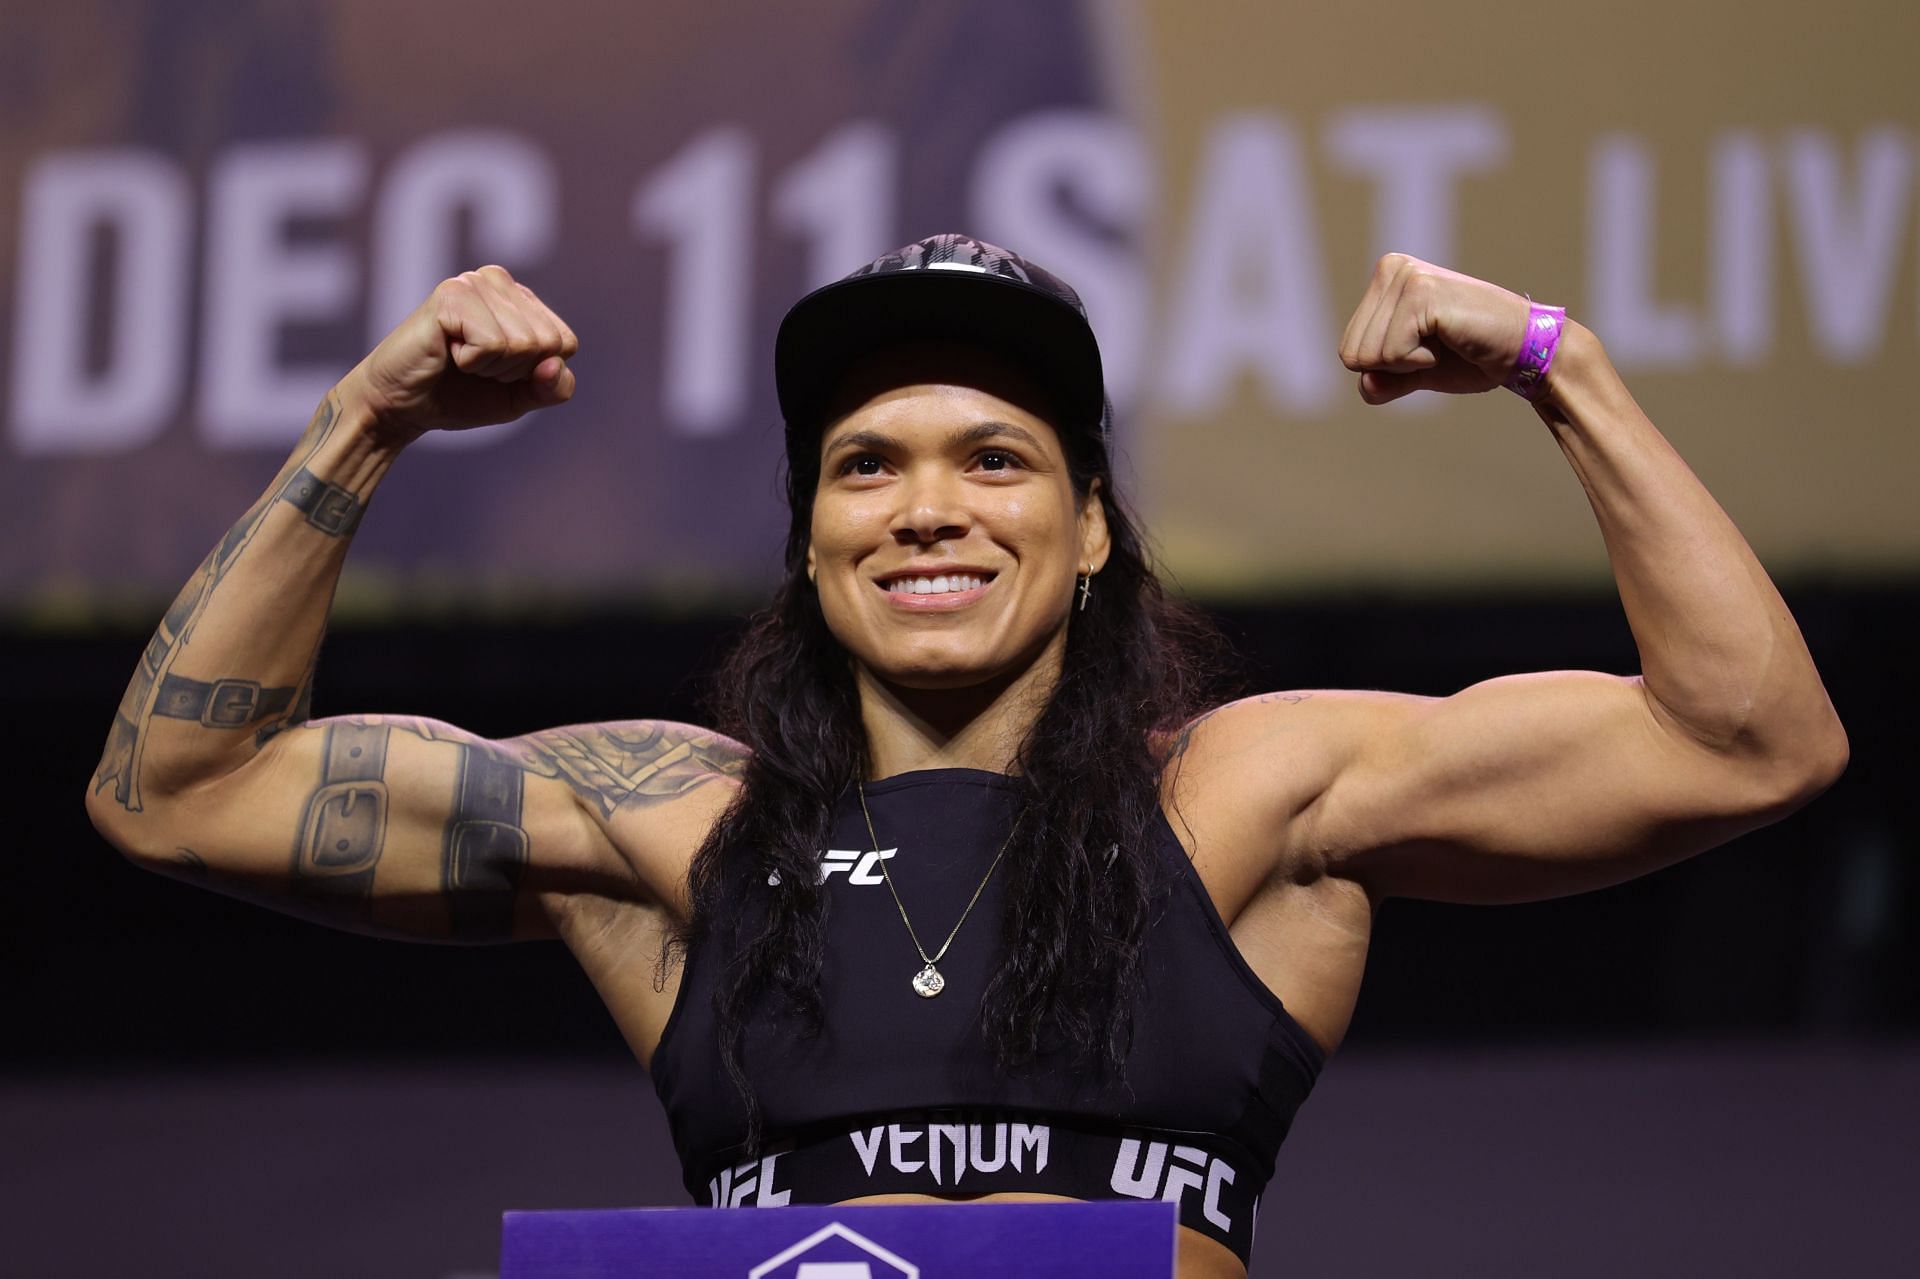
left=978, top=450, right=1019, bottom=472
left=844, top=457, right=884, bottom=477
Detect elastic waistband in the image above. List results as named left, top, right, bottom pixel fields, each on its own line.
left=693, top=1112, right=1262, bottom=1265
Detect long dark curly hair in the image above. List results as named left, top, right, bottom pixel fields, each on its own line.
left=678, top=397, right=1228, bottom=1150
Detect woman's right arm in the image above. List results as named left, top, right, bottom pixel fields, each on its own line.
left=83, top=267, right=732, bottom=941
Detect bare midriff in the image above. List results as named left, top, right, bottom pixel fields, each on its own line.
left=834, top=1192, right=1245, bottom=1279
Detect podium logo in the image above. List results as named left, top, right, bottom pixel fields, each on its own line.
left=747, top=1222, right=919, bottom=1279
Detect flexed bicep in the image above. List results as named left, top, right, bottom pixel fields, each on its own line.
left=1298, top=672, right=1838, bottom=905
left=126, top=714, right=642, bottom=943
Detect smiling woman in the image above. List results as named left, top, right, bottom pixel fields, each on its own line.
left=808, top=347, right=1109, bottom=687
left=656, top=241, right=1276, bottom=1276
left=88, top=235, right=1846, bottom=1278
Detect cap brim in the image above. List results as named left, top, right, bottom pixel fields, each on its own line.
left=775, top=268, right=1105, bottom=450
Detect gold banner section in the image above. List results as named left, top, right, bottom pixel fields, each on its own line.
left=1119, top=0, right=1917, bottom=595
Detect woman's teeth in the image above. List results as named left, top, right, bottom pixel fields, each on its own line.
left=887, top=574, right=987, bottom=595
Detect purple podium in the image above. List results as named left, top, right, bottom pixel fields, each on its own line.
left=501, top=1201, right=1178, bottom=1277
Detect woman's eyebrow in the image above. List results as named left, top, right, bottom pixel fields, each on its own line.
left=952, top=421, right=1044, bottom=450
left=823, top=420, right=1044, bottom=459
left=822, top=428, right=903, bottom=460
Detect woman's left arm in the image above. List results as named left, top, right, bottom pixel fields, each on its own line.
left=1240, top=254, right=1849, bottom=904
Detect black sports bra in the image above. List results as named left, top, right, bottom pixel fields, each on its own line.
left=649, top=769, right=1324, bottom=1265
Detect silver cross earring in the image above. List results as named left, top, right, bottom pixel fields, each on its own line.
left=1077, top=571, right=1092, bottom=611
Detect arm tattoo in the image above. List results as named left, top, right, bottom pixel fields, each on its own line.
left=282, top=716, right=741, bottom=939
left=255, top=650, right=319, bottom=748
left=290, top=719, right=390, bottom=915
left=1165, top=711, right=1216, bottom=764
left=152, top=673, right=299, bottom=729
left=278, top=467, right=365, bottom=536
left=362, top=716, right=745, bottom=819
left=442, top=745, right=529, bottom=940
left=94, top=564, right=209, bottom=809
left=1166, top=693, right=1314, bottom=763
left=256, top=675, right=314, bottom=748
left=518, top=723, right=747, bottom=820
left=94, top=395, right=345, bottom=811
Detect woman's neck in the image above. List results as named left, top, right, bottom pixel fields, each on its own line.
left=856, top=635, right=1064, bottom=779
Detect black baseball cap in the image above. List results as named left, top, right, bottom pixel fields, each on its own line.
left=775, top=233, right=1110, bottom=465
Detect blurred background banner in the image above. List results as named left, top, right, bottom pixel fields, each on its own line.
left=4, top=0, right=1914, bottom=612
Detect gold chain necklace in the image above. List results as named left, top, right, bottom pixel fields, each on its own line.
left=855, top=775, right=1020, bottom=999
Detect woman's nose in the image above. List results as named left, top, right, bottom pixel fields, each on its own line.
left=892, top=466, right=970, bottom=544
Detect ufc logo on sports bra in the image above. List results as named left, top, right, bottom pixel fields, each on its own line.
left=820, top=847, right=897, bottom=884
left=707, top=1152, right=792, bottom=1207
left=1109, top=1139, right=1238, bottom=1232
left=766, top=849, right=898, bottom=888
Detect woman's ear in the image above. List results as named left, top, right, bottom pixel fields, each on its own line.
left=805, top=544, right=816, bottom=584
left=1079, top=477, right=1111, bottom=575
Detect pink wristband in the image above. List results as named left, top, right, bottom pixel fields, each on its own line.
left=1504, top=299, right=1567, bottom=401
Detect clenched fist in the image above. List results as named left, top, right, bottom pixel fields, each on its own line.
left=1337, top=254, right=1536, bottom=406
left=343, top=265, right=579, bottom=444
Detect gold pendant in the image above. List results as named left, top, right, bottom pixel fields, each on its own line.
left=911, top=964, right=945, bottom=998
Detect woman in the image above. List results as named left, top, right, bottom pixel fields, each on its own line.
left=87, top=234, right=1847, bottom=1278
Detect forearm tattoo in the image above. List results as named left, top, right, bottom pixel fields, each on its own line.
left=152, top=673, right=299, bottom=729
left=255, top=670, right=315, bottom=749
left=93, top=395, right=348, bottom=811
left=96, top=600, right=183, bottom=810
left=277, top=467, right=365, bottom=536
